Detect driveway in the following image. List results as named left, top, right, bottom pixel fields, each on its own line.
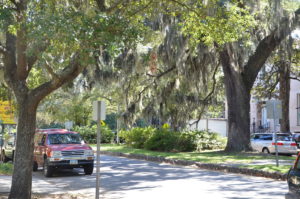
left=0, top=155, right=291, bottom=198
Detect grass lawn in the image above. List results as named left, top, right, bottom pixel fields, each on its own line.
left=93, top=144, right=295, bottom=174
left=0, top=163, right=13, bottom=175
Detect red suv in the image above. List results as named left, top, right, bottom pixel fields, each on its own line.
left=33, top=129, right=94, bottom=177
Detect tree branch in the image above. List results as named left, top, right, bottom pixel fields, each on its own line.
left=105, top=0, right=124, bottom=14
left=202, top=62, right=220, bottom=103
left=243, top=8, right=300, bottom=90
left=290, top=76, right=300, bottom=82
left=44, top=60, right=60, bottom=80
left=30, top=52, right=87, bottom=104
left=95, top=0, right=106, bottom=12
left=146, top=66, right=176, bottom=78
left=9, top=0, right=18, bottom=8
left=168, top=0, right=202, bottom=18
left=16, top=1, right=28, bottom=80
left=27, top=42, right=49, bottom=75
left=3, top=32, right=17, bottom=87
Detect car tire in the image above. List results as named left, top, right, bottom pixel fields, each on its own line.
left=0, top=150, right=8, bottom=163
left=262, top=148, right=270, bottom=154
left=33, top=161, right=38, bottom=171
left=43, top=159, right=54, bottom=177
left=84, top=164, right=94, bottom=175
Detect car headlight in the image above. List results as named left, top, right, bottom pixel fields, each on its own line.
left=50, top=151, right=62, bottom=157
left=84, top=150, right=94, bottom=156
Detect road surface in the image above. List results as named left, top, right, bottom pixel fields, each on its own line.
left=0, top=155, right=291, bottom=198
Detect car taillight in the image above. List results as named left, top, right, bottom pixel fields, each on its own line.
left=272, top=142, right=284, bottom=146
left=291, top=143, right=297, bottom=146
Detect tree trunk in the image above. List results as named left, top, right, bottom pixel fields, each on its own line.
left=9, top=97, right=38, bottom=199
left=220, top=46, right=252, bottom=152
left=223, top=75, right=252, bottom=151
left=279, top=61, right=290, bottom=133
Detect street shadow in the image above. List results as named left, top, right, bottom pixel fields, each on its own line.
left=30, top=155, right=290, bottom=198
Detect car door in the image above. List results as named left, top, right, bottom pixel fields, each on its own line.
left=36, top=134, right=46, bottom=166
left=257, top=134, right=272, bottom=152
left=250, top=134, right=261, bottom=151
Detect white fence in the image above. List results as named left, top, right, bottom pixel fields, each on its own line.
left=188, top=118, right=228, bottom=137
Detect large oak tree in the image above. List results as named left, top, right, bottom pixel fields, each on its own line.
left=0, top=0, right=142, bottom=198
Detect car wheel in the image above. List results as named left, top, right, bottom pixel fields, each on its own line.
left=84, top=164, right=94, bottom=175
left=43, top=159, right=54, bottom=177
left=33, top=161, right=38, bottom=172
left=262, top=148, right=270, bottom=154
left=0, top=150, right=8, bottom=163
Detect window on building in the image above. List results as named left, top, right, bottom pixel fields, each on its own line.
left=298, top=94, right=300, bottom=126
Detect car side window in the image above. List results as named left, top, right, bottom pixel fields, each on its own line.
left=262, top=136, right=272, bottom=140
left=253, top=135, right=261, bottom=140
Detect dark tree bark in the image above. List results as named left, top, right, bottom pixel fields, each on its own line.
left=220, top=45, right=252, bottom=151
left=9, top=96, right=38, bottom=199
left=279, top=60, right=290, bottom=133
left=221, top=9, right=299, bottom=152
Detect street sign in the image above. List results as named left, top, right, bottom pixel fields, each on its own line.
left=92, top=101, right=106, bottom=121
left=266, top=100, right=281, bottom=167
left=65, top=121, right=73, bottom=130
left=266, top=100, right=282, bottom=119
left=0, top=101, right=16, bottom=124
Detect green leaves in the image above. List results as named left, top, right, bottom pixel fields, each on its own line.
left=180, top=1, right=256, bottom=46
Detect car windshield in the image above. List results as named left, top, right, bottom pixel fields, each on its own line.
left=277, top=135, right=292, bottom=141
left=48, top=133, right=82, bottom=144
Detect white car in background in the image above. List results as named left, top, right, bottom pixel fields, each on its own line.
left=250, top=133, right=298, bottom=155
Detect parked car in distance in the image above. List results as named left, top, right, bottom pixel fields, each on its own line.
left=250, top=133, right=298, bottom=155
left=287, top=153, right=300, bottom=197
left=33, top=129, right=94, bottom=177
left=0, top=133, right=16, bottom=162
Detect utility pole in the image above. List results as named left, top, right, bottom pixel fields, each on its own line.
left=272, top=100, right=279, bottom=167
left=93, top=101, right=106, bottom=199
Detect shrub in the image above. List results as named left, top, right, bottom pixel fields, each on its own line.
left=176, top=131, right=198, bottom=152
left=119, top=127, right=226, bottom=152
left=119, top=127, right=155, bottom=148
left=144, top=129, right=178, bottom=151
left=0, top=163, right=13, bottom=175
left=194, top=131, right=226, bottom=152
left=73, top=124, right=114, bottom=144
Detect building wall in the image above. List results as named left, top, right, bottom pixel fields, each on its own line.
left=188, top=119, right=228, bottom=137
left=250, top=79, right=300, bottom=133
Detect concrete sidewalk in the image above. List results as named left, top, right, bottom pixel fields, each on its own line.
left=0, top=169, right=96, bottom=199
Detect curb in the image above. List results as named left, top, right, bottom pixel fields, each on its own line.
left=100, top=151, right=287, bottom=181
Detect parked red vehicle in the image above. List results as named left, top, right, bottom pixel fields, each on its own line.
left=33, top=129, right=94, bottom=177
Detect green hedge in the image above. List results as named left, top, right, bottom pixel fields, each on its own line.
left=0, top=163, right=13, bottom=175
left=73, top=125, right=114, bottom=144
left=119, top=127, right=226, bottom=152
left=144, top=129, right=178, bottom=151
left=119, top=127, right=155, bottom=148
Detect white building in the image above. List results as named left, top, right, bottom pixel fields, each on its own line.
left=250, top=79, right=300, bottom=133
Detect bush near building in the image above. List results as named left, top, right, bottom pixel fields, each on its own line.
left=119, top=127, right=226, bottom=152
left=73, top=124, right=114, bottom=144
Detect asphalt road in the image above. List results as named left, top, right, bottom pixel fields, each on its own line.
left=0, top=155, right=292, bottom=199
